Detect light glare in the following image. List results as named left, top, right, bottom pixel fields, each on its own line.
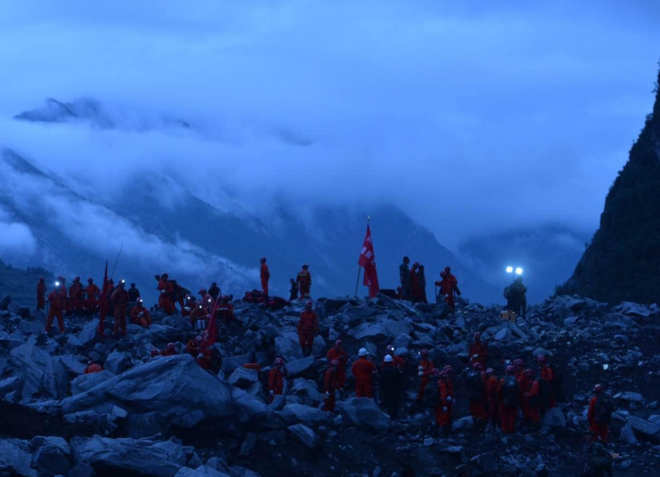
left=506, top=266, right=513, bottom=273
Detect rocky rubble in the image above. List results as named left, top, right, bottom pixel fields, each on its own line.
left=0, top=292, right=659, bottom=476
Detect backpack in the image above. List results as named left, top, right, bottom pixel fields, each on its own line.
left=467, top=371, right=484, bottom=401
left=502, top=377, right=519, bottom=408
left=594, top=394, right=614, bottom=424
left=424, top=380, right=440, bottom=408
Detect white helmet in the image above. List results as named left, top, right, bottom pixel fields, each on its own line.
left=358, top=348, right=368, bottom=357
left=384, top=354, right=393, bottom=363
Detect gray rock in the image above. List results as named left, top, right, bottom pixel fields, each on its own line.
left=72, top=436, right=184, bottom=477
left=381, top=320, right=412, bottom=339
left=0, top=377, right=21, bottom=397
left=78, top=319, right=100, bottom=345
left=175, top=467, right=231, bottom=477
left=494, top=326, right=510, bottom=341
left=228, top=367, right=259, bottom=388
left=619, top=391, right=644, bottom=402
left=239, top=432, right=258, bottom=457
left=126, top=412, right=172, bottom=439
left=30, top=436, right=70, bottom=455
left=337, top=398, right=390, bottom=432
left=32, top=445, right=70, bottom=475
left=349, top=322, right=388, bottom=342
left=274, top=332, right=302, bottom=362
left=69, top=463, right=95, bottom=477
left=312, top=335, right=326, bottom=358
left=626, top=416, right=660, bottom=443
left=0, top=295, right=10, bottom=311
left=542, top=408, right=566, bottom=428
left=63, top=355, right=233, bottom=428
left=288, top=424, right=319, bottom=449
left=617, top=302, right=650, bottom=317
left=285, top=356, right=315, bottom=378
left=8, top=336, right=69, bottom=400
left=621, top=423, right=639, bottom=445
left=18, top=320, right=43, bottom=334
left=71, top=370, right=116, bottom=395
left=390, top=333, right=412, bottom=350
left=0, top=439, right=36, bottom=477
left=453, top=416, right=473, bottom=431
left=104, top=351, right=133, bottom=374
left=221, top=354, right=252, bottom=375
left=289, top=378, right=323, bottom=404
left=281, top=404, right=331, bottom=427
left=563, top=316, right=578, bottom=327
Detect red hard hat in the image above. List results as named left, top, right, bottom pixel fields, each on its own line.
left=137, top=297, right=143, bottom=303
left=594, top=384, right=603, bottom=394
left=474, top=332, right=481, bottom=340
left=306, top=300, right=313, bottom=307
left=413, top=262, right=419, bottom=268
left=335, top=340, right=343, bottom=347
left=331, top=360, right=339, bottom=366
left=167, top=342, right=175, bottom=349
left=260, top=257, right=267, bottom=262
left=420, top=349, right=429, bottom=356
left=275, top=358, right=284, bottom=365
left=537, top=355, right=547, bottom=363
left=445, top=266, right=451, bottom=272
left=431, top=368, right=441, bottom=377
left=440, top=271, right=447, bottom=277
left=439, top=370, right=448, bottom=379
left=88, top=278, right=93, bottom=283
left=387, top=344, right=395, bottom=351
left=472, top=362, right=483, bottom=371
left=506, top=365, right=515, bottom=375
left=513, top=359, right=524, bottom=367
left=524, top=368, right=533, bottom=377
left=195, top=336, right=202, bottom=342
left=486, top=368, right=494, bottom=375
left=150, top=349, right=159, bottom=357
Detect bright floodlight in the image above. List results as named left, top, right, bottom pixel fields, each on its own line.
left=506, top=266, right=513, bottom=273
left=55, top=281, right=61, bottom=287
left=515, top=267, right=523, bottom=275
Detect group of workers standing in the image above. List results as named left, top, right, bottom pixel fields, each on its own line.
left=398, top=257, right=462, bottom=312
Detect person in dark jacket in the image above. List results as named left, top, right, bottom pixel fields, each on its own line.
left=399, top=257, right=411, bottom=300
left=289, top=279, right=299, bottom=302
left=208, top=282, right=220, bottom=301
left=380, top=354, right=403, bottom=420
left=418, top=265, right=428, bottom=303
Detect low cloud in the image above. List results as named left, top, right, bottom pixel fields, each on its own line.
left=0, top=206, right=36, bottom=258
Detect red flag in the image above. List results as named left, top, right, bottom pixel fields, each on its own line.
left=358, top=224, right=380, bottom=298
left=97, top=260, right=109, bottom=334
left=201, top=298, right=219, bottom=350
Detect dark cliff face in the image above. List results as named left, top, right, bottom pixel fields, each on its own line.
left=562, top=65, right=660, bottom=304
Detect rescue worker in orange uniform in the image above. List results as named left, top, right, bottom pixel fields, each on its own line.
left=260, top=257, right=270, bottom=297
left=297, top=300, right=319, bottom=357
left=297, top=264, right=312, bottom=299
left=190, top=302, right=207, bottom=328
left=437, top=267, right=461, bottom=313
left=498, top=365, right=519, bottom=434
left=86, top=278, right=100, bottom=314
left=327, top=340, right=348, bottom=389
left=69, top=277, right=84, bottom=314
left=352, top=348, right=376, bottom=398
left=416, top=349, right=434, bottom=404
left=161, top=342, right=178, bottom=356
left=268, top=358, right=287, bottom=403
left=111, top=281, right=129, bottom=334
left=324, top=360, right=341, bottom=412
left=196, top=348, right=213, bottom=370
left=45, top=279, right=67, bottom=333
left=37, top=278, right=46, bottom=310
left=485, top=368, right=500, bottom=428
left=434, top=370, right=454, bottom=437
left=218, top=296, right=235, bottom=325
left=469, top=332, right=488, bottom=368
left=130, top=297, right=151, bottom=327
left=467, top=362, right=489, bottom=429
left=384, top=344, right=406, bottom=371
left=186, top=336, right=203, bottom=356
left=588, top=384, right=612, bottom=443
left=158, top=274, right=176, bottom=315
left=521, top=369, right=541, bottom=430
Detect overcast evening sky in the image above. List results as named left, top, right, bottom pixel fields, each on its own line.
left=1, top=0, right=659, bottom=251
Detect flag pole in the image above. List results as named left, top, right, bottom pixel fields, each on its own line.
left=354, top=216, right=370, bottom=298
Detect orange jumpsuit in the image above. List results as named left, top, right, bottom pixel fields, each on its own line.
left=86, top=283, right=100, bottom=311
left=158, top=280, right=176, bottom=315
left=352, top=358, right=376, bottom=398
left=324, top=368, right=341, bottom=412
left=416, top=358, right=435, bottom=400
left=469, top=341, right=488, bottom=367
left=486, top=375, right=500, bottom=426
left=297, top=310, right=319, bottom=356
left=260, top=264, right=270, bottom=296
left=268, top=366, right=287, bottom=402
left=84, top=363, right=103, bottom=374
left=498, top=377, right=518, bottom=434
left=297, top=269, right=312, bottom=299
left=434, top=379, right=454, bottom=427
left=588, top=396, right=609, bottom=442
left=190, top=306, right=207, bottom=327
left=111, top=288, right=129, bottom=334
left=46, top=289, right=67, bottom=332
left=522, top=380, right=540, bottom=423
left=327, top=347, right=349, bottom=388
left=130, top=305, right=151, bottom=327
left=185, top=339, right=201, bottom=357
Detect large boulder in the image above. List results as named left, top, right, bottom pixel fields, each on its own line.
left=626, top=416, right=660, bottom=443
left=228, top=367, right=259, bottom=388
left=542, top=408, right=566, bottom=428
left=32, top=445, right=70, bottom=476
left=285, top=356, right=315, bottom=378
left=348, top=322, right=387, bottom=342
left=78, top=319, right=100, bottom=345
left=288, top=424, right=319, bottom=449
left=62, top=355, right=233, bottom=428
left=221, top=355, right=252, bottom=375
left=104, top=351, right=133, bottom=375
left=71, top=371, right=116, bottom=395
left=280, top=404, right=331, bottom=427
left=289, top=379, right=323, bottom=404
left=71, top=436, right=186, bottom=477
left=274, top=332, right=302, bottom=362
left=337, top=398, right=390, bottom=432
left=0, top=439, right=36, bottom=477
left=8, top=336, right=68, bottom=400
